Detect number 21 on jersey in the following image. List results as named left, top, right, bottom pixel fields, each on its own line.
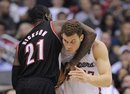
left=25, top=39, right=44, bottom=65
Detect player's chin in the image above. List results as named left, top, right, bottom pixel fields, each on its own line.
left=67, top=50, right=75, bottom=54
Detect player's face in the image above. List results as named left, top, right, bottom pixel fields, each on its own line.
left=62, top=33, right=83, bottom=54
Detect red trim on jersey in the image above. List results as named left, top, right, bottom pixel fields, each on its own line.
left=98, top=87, right=101, bottom=94
left=50, top=21, right=57, bottom=33
left=50, top=21, right=61, bottom=43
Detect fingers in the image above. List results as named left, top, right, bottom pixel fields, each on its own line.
left=68, top=71, right=82, bottom=75
left=66, top=66, right=88, bottom=82
left=75, top=66, right=85, bottom=72
left=75, top=66, right=81, bottom=70
left=69, top=66, right=84, bottom=73
left=68, top=70, right=84, bottom=77
left=70, top=75, right=83, bottom=79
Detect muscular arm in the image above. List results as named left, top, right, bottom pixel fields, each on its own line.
left=86, top=40, right=112, bottom=86
left=69, top=40, right=112, bottom=87
left=53, top=20, right=96, bottom=66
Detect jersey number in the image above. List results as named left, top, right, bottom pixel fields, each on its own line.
left=25, top=39, right=44, bottom=65
left=84, top=70, right=95, bottom=75
left=88, top=71, right=94, bottom=75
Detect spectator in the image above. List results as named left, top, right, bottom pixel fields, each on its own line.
left=83, top=2, right=103, bottom=29
left=0, top=0, right=16, bottom=35
left=49, top=0, right=71, bottom=21
left=101, top=32, right=119, bottom=65
left=122, top=0, right=130, bottom=9
left=15, top=22, right=33, bottom=40
left=57, top=11, right=67, bottom=20
left=123, top=88, right=130, bottom=94
left=122, top=8, right=130, bottom=22
left=100, top=12, right=117, bottom=37
left=112, top=45, right=130, bottom=74
left=119, top=22, right=130, bottom=45
left=36, top=0, right=52, bottom=7
left=75, top=0, right=92, bottom=22
left=10, top=0, right=36, bottom=24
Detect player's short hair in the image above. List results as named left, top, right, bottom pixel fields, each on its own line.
left=61, top=20, right=83, bottom=37
left=28, top=5, right=50, bottom=23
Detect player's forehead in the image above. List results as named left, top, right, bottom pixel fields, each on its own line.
left=62, top=33, right=79, bottom=41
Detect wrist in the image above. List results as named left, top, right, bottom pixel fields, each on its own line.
left=85, top=74, right=91, bottom=83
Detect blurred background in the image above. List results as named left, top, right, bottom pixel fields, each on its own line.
left=0, top=0, right=130, bottom=94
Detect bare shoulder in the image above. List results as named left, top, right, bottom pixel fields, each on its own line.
left=93, top=40, right=107, bottom=50
left=92, top=40, right=108, bottom=60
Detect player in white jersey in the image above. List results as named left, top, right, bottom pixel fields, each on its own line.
left=57, top=21, right=112, bottom=94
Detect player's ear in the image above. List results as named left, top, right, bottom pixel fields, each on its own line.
left=45, top=13, right=52, bottom=21
left=45, top=13, right=49, bottom=21
left=80, top=34, right=84, bottom=42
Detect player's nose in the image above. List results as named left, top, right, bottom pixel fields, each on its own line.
left=66, top=45, right=72, bottom=50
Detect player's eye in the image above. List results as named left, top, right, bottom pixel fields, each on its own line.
left=71, top=40, right=76, bottom=44
left=64, top=39, right=68, bottom=44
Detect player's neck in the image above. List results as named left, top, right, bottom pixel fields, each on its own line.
left=62, top=47, right=76, bottom=56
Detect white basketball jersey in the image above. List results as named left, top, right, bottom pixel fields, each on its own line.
left=61, top=47, right=101, bottom=94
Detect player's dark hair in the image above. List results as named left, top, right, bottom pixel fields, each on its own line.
left=28, top=5, right=50, bottom=23
left=61, top=20, right=83, bottom=37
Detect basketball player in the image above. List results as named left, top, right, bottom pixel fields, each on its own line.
left=12, top=5, right=96, bottom=94
left=59, top=21, right=112, bottom=94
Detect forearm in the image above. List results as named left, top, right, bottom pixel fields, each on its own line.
left=70, top=23, right=96, bottom=65
left=86, top=74, right=112, bottom=87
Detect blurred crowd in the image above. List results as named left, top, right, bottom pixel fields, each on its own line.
left=0, top=0, right=130, bottom=94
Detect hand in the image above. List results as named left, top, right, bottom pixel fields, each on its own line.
left=64, top=63, right=76, bottom=80
left=68, top=66, right=88, bottom=82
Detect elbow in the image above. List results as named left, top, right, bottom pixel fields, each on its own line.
left=105, top=76, right=112, bottom=87
left=83, top=30, right=97, bottom=41
left=86, top=31, right=96, bottom=42
left=105, top=80, right=112, bottom=87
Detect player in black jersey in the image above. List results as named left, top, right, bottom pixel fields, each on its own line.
left=12, top=5, right=96, bottom=94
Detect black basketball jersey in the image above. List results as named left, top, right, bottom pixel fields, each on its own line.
left=17, top=21, right=62, bottom=85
